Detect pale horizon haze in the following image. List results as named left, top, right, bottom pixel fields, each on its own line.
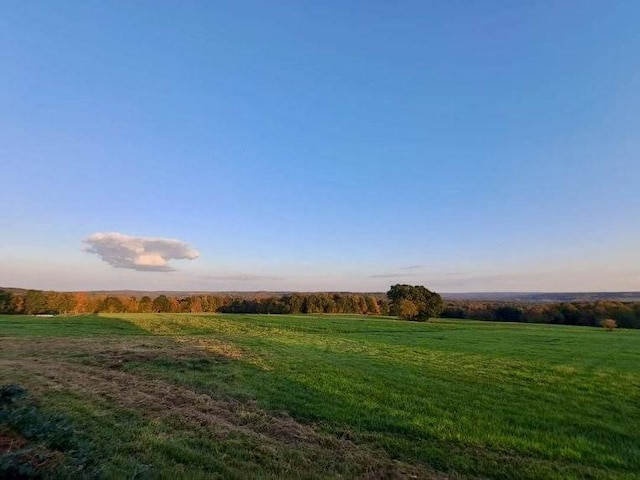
left=1, top=1, right=639, bottom=293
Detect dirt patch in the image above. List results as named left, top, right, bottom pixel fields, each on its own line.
left=0, top=337, right=244, bottom=366
left=175, top=336, right=244, bottom=360
left=86, top=346, right=219, bottom=370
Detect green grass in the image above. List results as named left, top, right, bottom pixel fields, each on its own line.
left=1, top=313, right=639, bottom=479
left=0, top=314, right=148, bottom=337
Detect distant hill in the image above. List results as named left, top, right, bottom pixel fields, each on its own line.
left=0, top=288, right=380, bottom=300
left=0, top=286, right=30, bottom=295
left=64, top=290, right=369, bottom=299
left=442, top=292, right=640, bottom=303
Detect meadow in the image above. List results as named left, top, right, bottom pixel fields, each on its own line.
left=1, top=313, right=639, bottom=479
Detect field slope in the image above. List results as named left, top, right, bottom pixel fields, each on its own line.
left=1, top=314, right=639, bottom=479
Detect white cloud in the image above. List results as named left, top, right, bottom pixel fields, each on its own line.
left=83, top=232, right=199, bottom=272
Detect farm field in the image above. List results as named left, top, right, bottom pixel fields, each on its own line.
left=1, top=313, right=639, bottom=479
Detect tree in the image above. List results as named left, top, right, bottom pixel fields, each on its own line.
left=23, top=290, right=48, bottom=314
left=72, top=292, right=91, bottom=314
left=601, top=318, right=617, bottom=331
left=0, top=290, right=14, bottom=313
left=152, top=295, right=171, bottom=313
left=188, top=296, right=204, bottom=313
left=495, top=305, right=523, bottom=322
left=98, top=296, right=125, bottom=313
left=365, top=296, right=381, bottom=315
left=398, top=299, right=419, bottom=319
left=138, top=296, right=153, bottom=313
left=124, top=296, right=139, bottom=313
left=387, top=284, right=444, bottom=321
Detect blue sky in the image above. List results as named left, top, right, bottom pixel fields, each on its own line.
left=1, top=1, right=639, bottom=292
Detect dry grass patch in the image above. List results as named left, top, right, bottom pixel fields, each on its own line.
left=174, top=336, right=245, bottom=360
left=0, top=337, right=446, bottom=479
left=2, top=358, right=443, bottom=479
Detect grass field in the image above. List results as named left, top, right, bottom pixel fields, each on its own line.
left=1, top=313, right=639, bottom=479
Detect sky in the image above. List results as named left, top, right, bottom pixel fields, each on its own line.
left=1, top=1, right=639, bottom=293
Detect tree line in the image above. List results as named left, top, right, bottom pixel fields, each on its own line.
left=1, top=287, right=638, bottom=328
left=441, top=300, right=640, bottom=329
left=0, top=289, right=389, bottom=316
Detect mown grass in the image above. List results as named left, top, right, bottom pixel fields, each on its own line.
left=1, top=313, right=639, bottom=479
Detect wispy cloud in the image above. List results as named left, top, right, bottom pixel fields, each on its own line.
left=83, top=232, right=199, bottom=272
left=368, top=264, right=428, bottom=278
left=197, top=274, right=284, bottom=282
left=369, top=273, right=422, bottom=279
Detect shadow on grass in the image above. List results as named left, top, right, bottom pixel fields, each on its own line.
left=0, top=314, right=151, bottom=337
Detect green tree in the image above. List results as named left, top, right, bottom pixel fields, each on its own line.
left=387, top=284, right=444, bottom=321
left=23, top=290, right=48, bottom=314
left=98, top=296, right=125, bottom=313
left=152, top=295, right=171, bottom=313
left=138, top=296, right=153, bottom=313
left=0, top=290, right=14, bottom=313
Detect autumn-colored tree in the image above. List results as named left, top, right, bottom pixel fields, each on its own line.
left=10, top=295, right=25, bottom=314
left=601, top=318, right=617, bottom=331
left=365, top=296, right=381, bottom=315
left=398, top=299, right=419, bottom=319
left=189, top=296, right=204, bottom=313
left=168, top=297, right=180, bottom=313
left=123, top=296, right=139, bottom=313
left=71, top=292, right=89, bottom=314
